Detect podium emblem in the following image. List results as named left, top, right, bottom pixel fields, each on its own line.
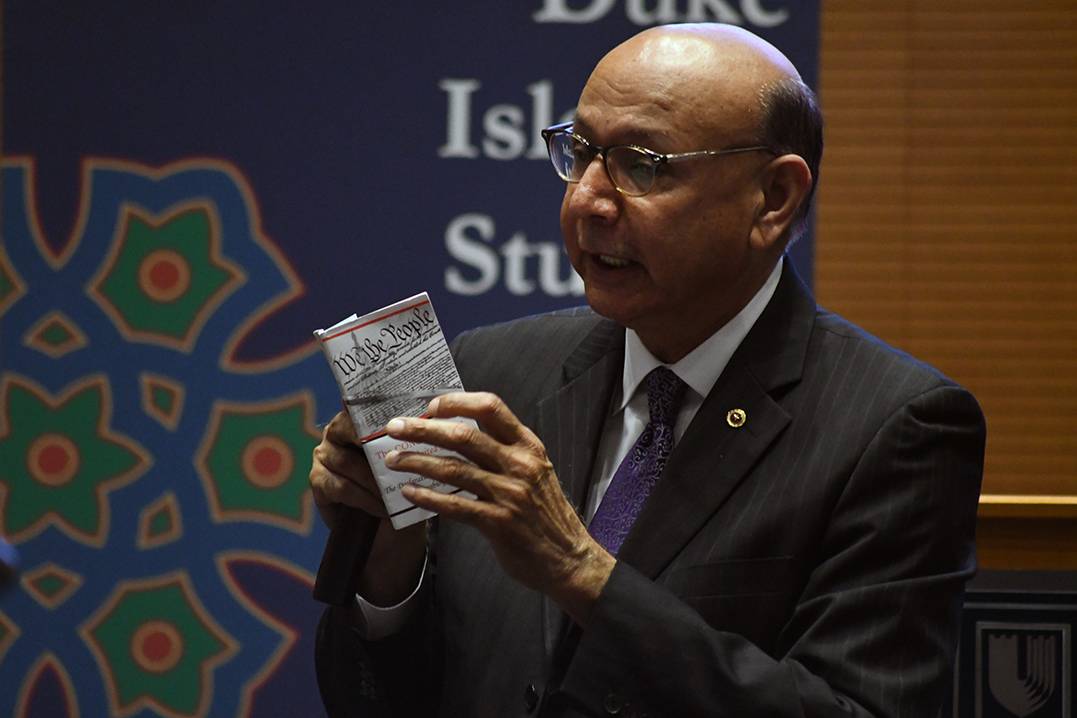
left=977, top=622, right=1069, bottom=717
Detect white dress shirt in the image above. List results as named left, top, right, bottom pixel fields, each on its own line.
left=357, top=259, right=784, bottom=638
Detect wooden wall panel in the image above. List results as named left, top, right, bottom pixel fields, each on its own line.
left=817, top=2, right=1077, bottom=565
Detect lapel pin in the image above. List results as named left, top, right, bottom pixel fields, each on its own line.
left=726, top=408, right=747, bottom=428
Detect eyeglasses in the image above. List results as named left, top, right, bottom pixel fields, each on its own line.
left=540, top=121, right=773, bottom=197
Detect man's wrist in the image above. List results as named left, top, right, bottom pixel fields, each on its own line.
left=554, top=540, right=616, bottom=627
left=352, top=551, right=429, bottom=640
left=355, top=520, right=427, bottom=605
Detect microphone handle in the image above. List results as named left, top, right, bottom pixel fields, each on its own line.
left=312, top=506, right=382, bottom=606
left=0, top=538, right=18, bottom=592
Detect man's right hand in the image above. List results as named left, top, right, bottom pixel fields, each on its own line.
left=309, top=410, right=427, bottom=606
left=310, top=411, right=386, bottom=527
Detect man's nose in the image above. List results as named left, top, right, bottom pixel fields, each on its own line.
left=569, top=154, right=620, bottom=219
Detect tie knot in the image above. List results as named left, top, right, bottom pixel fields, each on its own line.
left=645, top=367, right=685, bottom=428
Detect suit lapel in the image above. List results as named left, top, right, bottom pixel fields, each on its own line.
left=536, top=319, right=624, bottom=513
left=617, top=261, right=817, bottom=579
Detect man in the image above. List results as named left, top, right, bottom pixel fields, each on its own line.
left=311, top=23, right=985, bottom=717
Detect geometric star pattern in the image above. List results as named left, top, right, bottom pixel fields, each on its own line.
left=196, top=393, right=320, bottom=534
left=0, top=155, right=332, bottom=716
left=87, top=203, right=244, bottom=353
left=79, top=572, right=239, bottom=718
left=0, top=374, right=152, bottom=546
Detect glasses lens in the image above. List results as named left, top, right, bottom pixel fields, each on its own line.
left=607, top=146, right=657, bottom=196
left=548, top=132, right=592, bottom=182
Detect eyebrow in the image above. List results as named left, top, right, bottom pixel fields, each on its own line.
left=569, top=116, right=594, bottom=137
left=570, top=119, right=672, bottom=151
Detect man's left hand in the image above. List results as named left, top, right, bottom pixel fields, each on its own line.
left=384, top=391, right=615, bottom=626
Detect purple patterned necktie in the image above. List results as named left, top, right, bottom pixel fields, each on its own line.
left=589, top=366, right=686, bottom=556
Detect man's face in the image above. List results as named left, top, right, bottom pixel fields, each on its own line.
left=560, top=34, right=775, bottom=360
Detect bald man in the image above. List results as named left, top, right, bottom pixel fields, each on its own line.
left=312, top=24, right=984, bottom=718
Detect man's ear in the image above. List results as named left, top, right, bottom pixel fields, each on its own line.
left=752, top=154, right=813, bottom=251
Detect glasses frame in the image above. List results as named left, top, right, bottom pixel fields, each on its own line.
left=540, top=121, right=774, bottom=197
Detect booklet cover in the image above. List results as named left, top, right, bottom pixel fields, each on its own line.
left=314, top=292, right=472, bottom=528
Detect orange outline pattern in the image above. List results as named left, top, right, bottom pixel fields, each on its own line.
left=0, top=373, right=154, bottom=547
left=14, top=652, right=80, bottom=718
left=5, top=155, right=316, bottom=366
left=26, top=433, right=81, bottom=487
left=138, top=248, right=193, bottom=303
left=130, top=620, right=184, bottom=674
left=0, top=609, right=20, bottom=663
left=139, top=372, right=186, bottom=432
left=136, top=492, right=184, bottom=550
left=21, top=310, right=90, bottom=359
left=78, top=570, right=239, bottom=718
left=240, top=436, right=295, bottom=489
left=1, top=153, right=335, bottom=713
left=85, top=201, right=245, bottom=353
left=20, top=562, right=84, bottom=610
left=2, top=157, right=75, bottom=271
left=0, top=242, right=28, bottom=317
left=215, top=551, right=314, bottom=718
left=194, top=391, right=319, bottom=535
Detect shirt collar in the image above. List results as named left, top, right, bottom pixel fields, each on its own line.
left=619, top=257, right=783, bottom=410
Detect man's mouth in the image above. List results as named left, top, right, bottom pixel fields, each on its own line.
left=596, top=254, right=632, bottom=268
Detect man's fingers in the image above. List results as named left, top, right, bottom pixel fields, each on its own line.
left=387, top=450, right=508, bottom=500
left=324, top=410, right=359, bottom=446
left=313, top=432, right=375, bottom=485
left=426, top=392, right=538, bottom=450
left=402, top=483, right=504, bottom=527
left=311, top=465, right=387, bottom=518
left=386, top=415, right=512, bottom=471
left=310, top=433, right=384, bottom=521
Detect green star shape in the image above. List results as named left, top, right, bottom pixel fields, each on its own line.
left=89, top=205, right=241, bottom=350
left=197, top=394, right=319, bottom=532
left=0, top=374, right=150, bottom=546
left=80, top=572, right=237, bottom=717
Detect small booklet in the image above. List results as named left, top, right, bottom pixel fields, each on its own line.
left=314, top=292, right=472, bottom=528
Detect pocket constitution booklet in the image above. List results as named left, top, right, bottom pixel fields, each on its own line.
left=314, top=292, right=473, bottom=529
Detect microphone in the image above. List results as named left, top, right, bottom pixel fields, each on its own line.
left=0, top=538, right=19, bottom=591
left=312, top=507, right=381, bottom=606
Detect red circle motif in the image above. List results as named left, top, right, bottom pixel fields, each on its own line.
left=138, top=249, right=191, bottom=302
left=254, top=446, right=283, bottom=475
left=149, top=260, right=180, bottom=291
left=143, top=629, right=172, bottom=661
left=241, top=436, right=294, bottom=489
left=27, top=434, right=80, bottom=487
left=131, top=620, right=183, bottom=674
left=39, top=444, right=69, bottom=474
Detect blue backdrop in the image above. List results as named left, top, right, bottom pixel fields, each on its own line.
left=0, top=2, right=819, bottom=715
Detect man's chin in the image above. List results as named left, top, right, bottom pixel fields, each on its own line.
left=583, top=289, right=643, bottom=328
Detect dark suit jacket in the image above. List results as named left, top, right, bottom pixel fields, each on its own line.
left=316, top=262, right=986, bottom=717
